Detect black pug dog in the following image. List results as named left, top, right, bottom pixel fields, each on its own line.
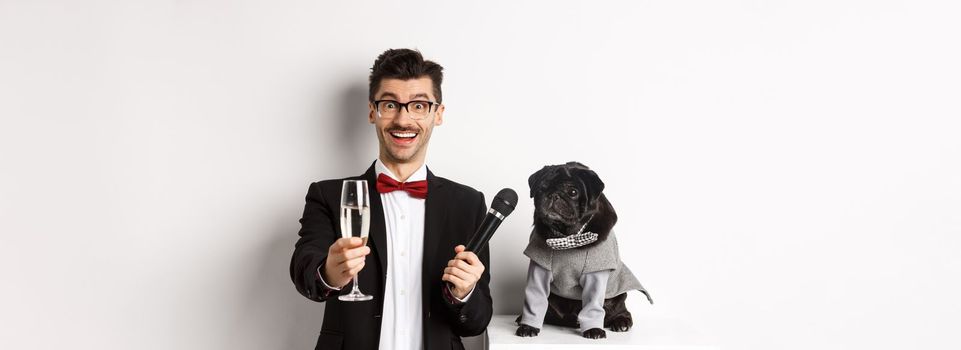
left=515, top=162, right=653, bottom=339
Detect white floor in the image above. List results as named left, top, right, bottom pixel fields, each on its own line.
left=486, top=315, right=718, bottom=350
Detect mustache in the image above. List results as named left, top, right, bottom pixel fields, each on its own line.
left=386, top=127, right=421, bottom=133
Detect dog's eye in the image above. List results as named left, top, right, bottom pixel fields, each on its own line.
left=568, top=189, right=578, bottom=197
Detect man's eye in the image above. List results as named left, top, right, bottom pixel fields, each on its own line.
left=384, top=102, right=397, bottom=109
left=412, top=102, right=427, bottom=110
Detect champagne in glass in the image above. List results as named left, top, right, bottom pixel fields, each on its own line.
left=339, top=179, right=373, bottom=301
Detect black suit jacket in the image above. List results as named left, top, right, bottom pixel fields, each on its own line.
left=290, top=163, right=493, bottom=350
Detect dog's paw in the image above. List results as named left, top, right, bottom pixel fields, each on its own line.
left=515, top=324, right=540, bottom=337
left=582, top=328, right=607, bottom=339
left=608, top=316, right=633, bottom=332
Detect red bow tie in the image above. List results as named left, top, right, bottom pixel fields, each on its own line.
left=376, top=173, right=428, bottom=199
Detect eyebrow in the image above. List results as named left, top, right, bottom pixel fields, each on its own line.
left=378, top=92, right=398, bottom=100
left=377, top=92, right=433, bottom=101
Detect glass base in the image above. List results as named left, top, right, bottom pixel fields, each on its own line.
left=339, top=292, right=373, bottom=302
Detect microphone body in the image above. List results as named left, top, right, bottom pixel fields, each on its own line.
left=466, top=208, right=507, bottom=252
left=464, top=188, right=518, bottom=252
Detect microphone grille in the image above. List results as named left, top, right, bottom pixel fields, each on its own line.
left=491, top=188, right=518, bottom=217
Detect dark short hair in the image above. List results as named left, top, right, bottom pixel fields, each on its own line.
left=368, top=48, right=444, bottom=103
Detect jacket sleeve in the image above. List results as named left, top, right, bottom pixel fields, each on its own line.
left=441, top=190, right=494, bottom=336
left=290, top=181, right=340, bottom=302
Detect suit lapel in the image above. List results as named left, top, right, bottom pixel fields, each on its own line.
left=363, top=164, right=389, bottom=291
left=422, top=168, right=447, bottom=317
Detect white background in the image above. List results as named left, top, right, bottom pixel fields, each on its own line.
left=2, top=1, right=960, bottom=349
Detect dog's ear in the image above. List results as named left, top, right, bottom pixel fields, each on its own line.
left=571, top=167, right=605, bottom=201
left=590, top=194, right=618, bottom=237
left=528, top=165, right=552, bottom=198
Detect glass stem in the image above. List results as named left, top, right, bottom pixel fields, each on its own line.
left=351, top=275, right=361, bottom=294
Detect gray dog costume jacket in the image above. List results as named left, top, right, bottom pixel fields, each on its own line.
left=520, top=228, right=653, bottom=331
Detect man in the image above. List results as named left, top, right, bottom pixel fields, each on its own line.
left=290, top=48, right=493, bottom=350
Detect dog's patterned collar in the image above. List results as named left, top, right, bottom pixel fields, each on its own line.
left=545, top=215, right=597, bottom=250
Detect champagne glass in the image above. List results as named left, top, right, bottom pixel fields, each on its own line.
left=339, top=180, right=373, bottom=301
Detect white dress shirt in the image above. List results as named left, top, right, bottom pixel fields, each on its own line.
left=376, top=159, right=427, bottom=350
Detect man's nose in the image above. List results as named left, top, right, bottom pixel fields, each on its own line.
left=393, top=106, right=415, bottom=123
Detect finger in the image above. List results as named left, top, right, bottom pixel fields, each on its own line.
left=454, top=245, right=465, bottom=254
left=453, top=260, right=472, bottom=271
left=453, top=253, right=483, bottom=274
left=342, top=259, right=360, bottom=272
left=345, top=257, right=367, bottom=269
left=338, top=237, right=362, bottom=248
left=330, top=246, right=356, bottom=263
left=340, top=259, right=365, bottom=276
left=446, top=265, right=480, bottom=281
left=347, top=261, right=365, bottom=276
left=447, top=258, right=474, bottom=269
left=343, top=246, right=371, bottom=260
left=443, top=273, right=469, bottom=289
left=461, top=251, right=481, bottom=266
left=445, top=266, right=478, bottom=283
left=454, top=251, right=478, bottom=262
left=330, top=248, right=360, bottom=266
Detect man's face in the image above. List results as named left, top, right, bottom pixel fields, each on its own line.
left=369, top=77, right=444, bottom=164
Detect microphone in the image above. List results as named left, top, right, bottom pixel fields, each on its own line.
left=465, top=188, right=518, bottom=252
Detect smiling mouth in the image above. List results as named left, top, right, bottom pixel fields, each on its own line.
left=388, top=130, right=418, bottom=145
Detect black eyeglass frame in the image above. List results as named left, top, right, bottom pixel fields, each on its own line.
left=372, top=99, right=441, bottom=119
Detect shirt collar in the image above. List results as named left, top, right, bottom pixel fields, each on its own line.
left=374, top=158, right=428, bottom=183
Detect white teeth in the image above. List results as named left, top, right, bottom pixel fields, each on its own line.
left=391, top=132, right=417, bottom=138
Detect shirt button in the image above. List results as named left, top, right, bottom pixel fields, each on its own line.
left=400, top=214, right=406, bottom=220
left=400, top=251, right=406, bottom=257
left=400, top=289, right=406, bottom=296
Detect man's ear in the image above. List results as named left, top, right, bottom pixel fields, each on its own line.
left=528, top=166, right=552, bottom=198
left=368, top=102, right=377, bottom=124
left=433, top=104, right=444, bottom=126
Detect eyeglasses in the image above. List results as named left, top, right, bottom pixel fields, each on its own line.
left=373, top=100, right=440, bottom=120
